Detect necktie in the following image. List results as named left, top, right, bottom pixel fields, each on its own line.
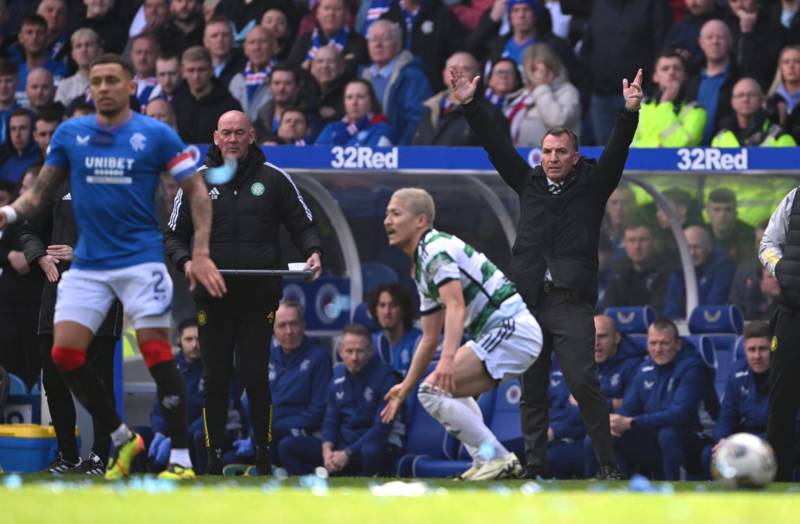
left=549, top=183, right=563, bottom=195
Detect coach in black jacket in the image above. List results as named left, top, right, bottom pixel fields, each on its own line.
left=453, top=68, right=643, bottom=479
left=165, top=110, right=322, bottom=475
left=17, top=180, right=122, bottom=473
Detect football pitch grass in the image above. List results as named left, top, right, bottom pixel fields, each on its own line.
left=3, top=476, right=799, bottom=524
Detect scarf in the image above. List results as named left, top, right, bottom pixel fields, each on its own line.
left=330, top=113, right=388, bottom=144
left=484, top=87, right=507, bottom=109
left=777, top=83, right=800, bottom=115
left=399, top=0, right=420, bottom=49
left=306, top=26, right=350, bottom=61
left=504, top=89, right=536, bottom=144
left=365, top=0, right=393, bottom=34
left=244, top=59, right=275, bottom=102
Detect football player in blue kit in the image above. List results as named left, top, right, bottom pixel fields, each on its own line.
left=0, top=54, right=227, bottom=480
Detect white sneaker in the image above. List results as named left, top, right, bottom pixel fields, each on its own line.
left=469, top=454, right=522, bottom=481
left=456, top=463, right=483, bottom=481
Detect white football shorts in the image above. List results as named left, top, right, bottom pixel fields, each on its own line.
left=467, top=295, right=543, bottom=382
left=55, top=261, right=173, bottom=332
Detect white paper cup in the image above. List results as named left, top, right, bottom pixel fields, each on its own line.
left=288, top=263, right=307, bottom=271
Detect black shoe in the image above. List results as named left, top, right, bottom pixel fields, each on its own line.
left=207, top=448, right=224, bottom=475
left=47, top=452, right=80, bottom=474
left=254, top=445, right=272, bottom=476
left=74, top=452, right=106, bottom=475
left=596, top=464, right=627, bottom=481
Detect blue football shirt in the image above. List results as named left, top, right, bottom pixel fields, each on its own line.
left=45, top=113, right=197, bottom=270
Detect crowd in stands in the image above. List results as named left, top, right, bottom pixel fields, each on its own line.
left=0, top=0, right=798, bottom=479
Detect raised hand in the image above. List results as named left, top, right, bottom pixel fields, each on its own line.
left=449, top=67, right=480, bottom=106
left=622, top=68, right=644, bottom=111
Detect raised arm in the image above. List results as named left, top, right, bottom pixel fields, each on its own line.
left=596, top=69, right=642, bottom=193
left=178, top=173, right=226, bottom=297
left=0, top=165, right=67, bottom=229
left=450, top=69, right=530, bottom=193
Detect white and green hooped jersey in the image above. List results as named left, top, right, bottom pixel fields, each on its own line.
left=415, top=229, right=523, bottom=340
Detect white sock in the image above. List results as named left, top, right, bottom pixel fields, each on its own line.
left=110, top=424, right=133, bottom=447
left=461, top=397, right=484, bottom=464
left=169, top=448, right=192, bottom=468
left=418, top=383, right=510, bottom=461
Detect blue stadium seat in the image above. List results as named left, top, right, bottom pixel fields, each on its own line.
left=687, top=305, right=743, bottom=399
left=605, top=306, right=655, bottom=355
left=732, top=335, right=745, bottom=362
left=361, top=262, right=399, bottom=295
left=351, top=302, right=380, bottom=332
left=684, top=335, right=717, bottom=371
left=8, top=373, right=27, bottom=395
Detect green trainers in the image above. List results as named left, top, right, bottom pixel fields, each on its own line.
left=104, top=433, right=144, bottom=480
left=158, top=463, right=197, bottom=480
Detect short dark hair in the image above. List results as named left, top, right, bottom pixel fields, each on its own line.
left=542, top=127, right=579, bottom=151
left=67, top=101, right=95, bottom=118
left=653, top=49, right=687, bottom=71
left=280, top=107, right=307, bottom=123
left=623, top=215, right=652, bottom=233
left=490, top=58, right=523, bottom=91
left=36, top=106, right=63, bottom=124
left=341, top=323, right=373, bottom=346
left=271, top=64, right=298, bottom=83
left=157, top=52, right=180, bottom=64
left=0, top=58, right=18, bottom=77
left=708, top=188, right=736, bottom=205
left=177, top=318, right=198, bottom=335
left=650, top=318, right=679, bottom=340
left=9, top=107, right=33, bottom=123
left=744, top=320, right=770, bottom=340
left=20, top=14, right=47, bottom=29
left=131, top=31, right=160, bottom=49
left=90, top=53, right=135, bottom=78
left=367, top=283, right=415, bottom=331
left=206, top=14, right=233, bottom=28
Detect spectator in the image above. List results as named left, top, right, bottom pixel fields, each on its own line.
left=685, top=19, right=739, bottom=145
left=253, top=66, right=311, bottom=143
left=287, top=0, right=368, bottom=79
left=37, top=0, right=68, bottom=62
left=632, top=50, right=706, bottom=147
left=54, top=28, right=101, bottom=107
left=130, top=33, right=161, bottom=106
left=279, top=324, right=404, bottom=476
left=729, top=221, right=780, bottom=320
left=157, top=0, right=205, bottom=56
left=653, top=187, right=704, bottom=270
left=504, top=43, right=580, bottom=147
left=413, top=51, right=509, bottom=146
left=768, top=0, right=800, bottom=46
left=379, top=0, right=466, bottom=92
left=315, top=78, right=392, bottom=146
left=150, top=53, right=184, bottom=103
left=0, top=59, right=19, bottom=144
left=581, top=0, right=670, bottom=145
left=361, top=20, right=431, bottom=145
left=24, top=67, right=58, bottom=114
left=213, top=0, right=297, bottom=45
left=366, top=283, right=422, bottom=375
left=74, top=0, right=128, bottom=54
left=725, top=0, right=783, bottom=90
left=766, top=45, right=800, bottom=144
left=705, top=188, right=756, bottom=263
left=664, top=0, right=727, bottom=70
left=701, top=321, right=771, bottom=474
left=203, top=15, right=247, bottom=92
left=546, top=358, right=586, bottom=479
left=308, top=46, right=348, bottom=126
left=67, top=101, right=94, bottom=118
left=664, top=225, right=737, bottom=319
left=172, top=45, right=241, bottom=144
left=145, top=97, right=177, bottom=128
left=264, top=108, right=309, bottom=145
left=713, top=77, right=797, bottom=148
left=230, top=25, right=277, bottom=121
left=261, top=8, right=292, bottom=62
left=485, top=58, right=523, bottom=109
left=266, top=301, right=332, bottom=466
left=0, top=108, right=39, bottom=184
left=146, top=318, right=205, bottom=472
left=601, top=183, right=637, bottom=254
left=0, top=164, right=43, bottom=387
left=9, top=14, right=67, bottom=99
left=32, top=108, right=60, bottom=159
left=604, top=319, right=710, bottom=480
left=129, top=0, right=170, bottom=41
left=451, top=0, right=496, bottom=32
left=603, top=221, right=670, bottom=314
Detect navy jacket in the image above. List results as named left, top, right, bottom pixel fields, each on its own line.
left=620, top=349, right=706, bottom=431
left=713, top=361, right=769, bottom=442
left=151, top=352, right=204, bottom=434
left=597, top=347, right=642, bottom=412
left=322, top=358, right=404, bottom=455
left=269, top=338, right=332, bottom=432
left=664, top=250, right=737, bottom=319
left=548, top=365, right=585, bottom=440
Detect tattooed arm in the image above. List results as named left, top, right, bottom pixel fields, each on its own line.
left=0, top=165, right=68, bottom=229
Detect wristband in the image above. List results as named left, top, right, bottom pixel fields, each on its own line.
left=0, top=205, right=17, bottom=224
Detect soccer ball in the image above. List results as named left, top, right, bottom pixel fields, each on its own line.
left=711, top=433, right=777, bottom=489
